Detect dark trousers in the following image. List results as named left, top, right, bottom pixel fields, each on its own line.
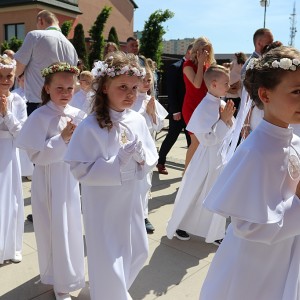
left=26, top=102, right=40, bottom=116
left=158, top=116, right=191, bottom=165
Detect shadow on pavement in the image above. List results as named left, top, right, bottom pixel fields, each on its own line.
left=130, top=236, right=210, bottom=299
left=0, top=276, right=52, bottom=300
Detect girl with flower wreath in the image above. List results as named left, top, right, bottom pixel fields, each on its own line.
left=0, top=54, right=27, bottom=264
left=131, top=60, right=168, bottom=234
left=64, top=51, right=158, bottom=300
left=16, top=62, right=85, bottom=300
left=200, top=46, right=300, bottom=300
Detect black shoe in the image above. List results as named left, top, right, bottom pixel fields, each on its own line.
left=145, top=218, right=155, bottom=234
left=27, top=214, right=33, bottom=223
left=175, top=229, right=190, bottom=241
left=212, top=239, right=223, bottom=246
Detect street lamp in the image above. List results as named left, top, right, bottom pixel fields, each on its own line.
left=260, top=0, right=270, bottom=28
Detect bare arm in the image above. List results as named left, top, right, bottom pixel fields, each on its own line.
left=15, top=60, right=26, bottom=77
left=183, top=50, right=209, bottom=88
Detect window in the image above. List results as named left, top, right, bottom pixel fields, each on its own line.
left=5, top=23, right=25, bottom=40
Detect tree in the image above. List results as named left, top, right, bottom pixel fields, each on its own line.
left=61, top=20, right=73, bottom=37
left=88, top=6, right=112, bottom=67
left=72, top=23, right=88, bottom=68
left=139, top=9, right=174, bottom=68
left=107, top=26, right=119, bottom=47
left=1, top=36, right=23, bottom=53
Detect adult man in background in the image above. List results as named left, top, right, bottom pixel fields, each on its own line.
left=15, top=10, right=78, bottom=115
left=14, top=10, right=78, bottom=223
left=241, top=28, right=273, bottom=78
left=156, top=44, right=193, bottom=175
left=126, top=36, right=140, bottom=55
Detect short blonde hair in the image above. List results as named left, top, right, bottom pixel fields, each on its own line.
left=204, top=65, right=229, bottom=86
left=190, top=37, right=215, bottom=65
left=37, top=10, right=59, bottom=26
left=80, top=71, right=93, bottom=81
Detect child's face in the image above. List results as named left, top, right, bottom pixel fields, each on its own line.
left=45, top=72, right=76, bottom=107
left=104, top=74, right=140, bottom=112
left=262, top=69, right=300, bottom=128
left=0, top=68, right=15, bottom=94
left=79, top=76, right=92, bottom=92
left=139, top=73, right=152, bottom=93
left=107, top=45, right=117, bottom=53
left=210, top=73, right=230, bottom=98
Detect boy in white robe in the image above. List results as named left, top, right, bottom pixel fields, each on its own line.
left=166, top=65, right=235, bottom=243
left=65, top=52, right=158, bottom=300
left=0, top=55, right=26, bottom=264
left=200, top=46, right=300, bottom=300
left=16, top=62, right=85, bottom=300
left=69, top=70, right=94, bottom=115
left=131, top=65, right=168, bottom=233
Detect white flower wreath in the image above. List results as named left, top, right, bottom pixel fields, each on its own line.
left=0, top=54, right=16, bottom=69
left=91, top=59, right=146, bottom=79
left=247, top=57, right=300, bottom=71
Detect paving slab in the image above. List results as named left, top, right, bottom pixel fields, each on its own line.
left=0, top=130, right=217, bottom=299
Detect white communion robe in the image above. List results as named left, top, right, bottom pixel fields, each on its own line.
left=16, top=101, right=85, bottom=293
left=64, top=108, right=158, bottom=300
left=12, top=88, right=34, bottom=177
left=200, top=120, right=300, bottom=300
left=131, top=92, right=168, bottom=218
left=69, top=89, right=94, bottom=115
left=166, top=93, right=234, bottom=242
left=0, top=93, right=26, bottom=263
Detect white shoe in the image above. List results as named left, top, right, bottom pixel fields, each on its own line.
left=54, top=291, right=71, bottom=300
left=11, top=251, right=22, bottom=263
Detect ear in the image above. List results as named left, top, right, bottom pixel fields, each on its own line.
left=258, top=87, right=270, bottom=104
left=211, top=79, right=217, bottom=89
left=44, top=84, right=50, bottom=94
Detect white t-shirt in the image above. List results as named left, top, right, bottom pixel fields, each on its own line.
left=14, top=28, right=78, bottom=103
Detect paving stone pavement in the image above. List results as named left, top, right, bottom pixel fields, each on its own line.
left=0, top=129, right=218, bottom=300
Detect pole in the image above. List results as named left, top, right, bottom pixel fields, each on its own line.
left=264, top=1, right=267, bottom=27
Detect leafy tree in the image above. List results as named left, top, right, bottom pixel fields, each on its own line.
left=61, top=20, right=73, bottom=37
left=107, top=26, right=119, bottom=47
left=139, top=9, right=174, bottom=68
left=1, top=36, right=23, bottom=53
left=72, top=23, right=88, bottom=68
left=88, top=6, right=112, bottom=67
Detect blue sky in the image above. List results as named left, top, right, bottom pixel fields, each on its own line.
left=133, top=0, right=299, bottom=54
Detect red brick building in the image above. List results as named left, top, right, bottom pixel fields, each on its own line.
left=0, top=0, right=138, bottom=48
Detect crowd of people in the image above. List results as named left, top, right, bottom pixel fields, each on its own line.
left=1, top=8, right=300, bottom=300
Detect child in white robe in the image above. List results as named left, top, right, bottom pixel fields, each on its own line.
left=12, top=72, right=34, bottom=178
left=69, top=70, right=94, bottom=114
left=16, top=62, right=85, bottom=300
left=166, top=65, right=235, bottom=243
left=200, top=46, right=300, bottom=300
left=64, top=52, right=158, bottom=300
left=0, top=54, right=26, bottom=264
left=131, top=64, right=168, bottom=233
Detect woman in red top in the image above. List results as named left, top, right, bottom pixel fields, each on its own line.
left=182, top=37, right=215, bottom=170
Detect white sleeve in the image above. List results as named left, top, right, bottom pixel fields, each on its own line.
left=194, top=119, right=230, bottom=146
left=232, top=196, right=300, bottom=245
left=68, top=156, right=122, bottom=186
left=3, top=100, right=27, bottom=137
left=27, top=134, right=68, bottom=165
left=14, top=32, right=35, bottom=65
